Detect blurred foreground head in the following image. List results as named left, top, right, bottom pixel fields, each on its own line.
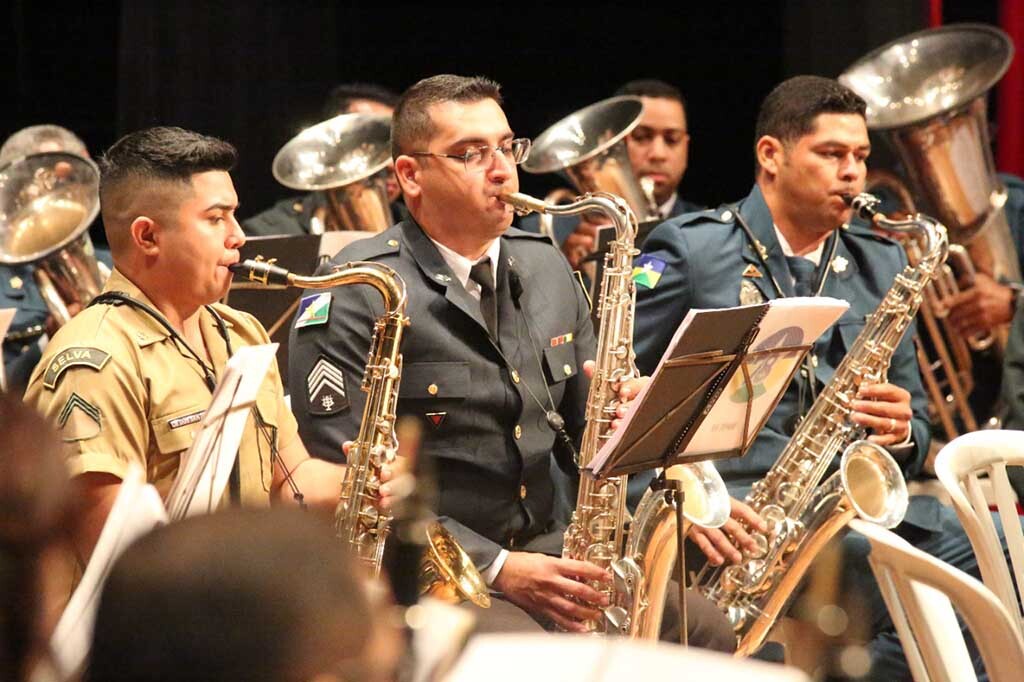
left=89, top=508, right=401, bottom=682
left=0, top=394, right=72, bottom=682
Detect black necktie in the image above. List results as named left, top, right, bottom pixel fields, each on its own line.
left=786, top=255, right=818, bottom=297
left=469, top=259, right=498, bottom=339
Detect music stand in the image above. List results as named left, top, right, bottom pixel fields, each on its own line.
left=224, top=234, right=320, bottom=391
left=588, top=298, right=847, bottom=645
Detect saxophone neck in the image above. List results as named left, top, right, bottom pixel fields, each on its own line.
left=847, top=192, right=949, bottom=267
left=500, top=191, right=637, bottom=246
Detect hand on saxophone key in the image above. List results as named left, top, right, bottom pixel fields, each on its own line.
left=340, top=441, right=410, bottom=512
left=690, top=498, right=768, bottom=566
left=849, top=382, right=913, bottom=446
left=582, top=360, right=651, bottom=430
left=492, top=552, right=612, bottom=632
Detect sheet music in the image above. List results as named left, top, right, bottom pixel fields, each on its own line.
left=587, top=297, right=848, bottom=473
left=682, top=297, right=848, bottom=454
left=164, top=343, right=278, bottom=520
left=49, top=465, right=168, bottom=679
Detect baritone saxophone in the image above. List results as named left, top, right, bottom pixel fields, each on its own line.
left=231, top=257, right=490, bottom=607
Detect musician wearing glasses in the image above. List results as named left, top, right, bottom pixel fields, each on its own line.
left=288, top=75, right=735, bottom=647
left=628, top=75, right=1013, bottom=679
left=23, top=127, right=348, bottom=566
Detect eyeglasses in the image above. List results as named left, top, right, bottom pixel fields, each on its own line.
left=411, top=138, right=531, bottom=173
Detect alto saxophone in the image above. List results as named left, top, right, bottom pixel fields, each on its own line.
left=696, top=192, right=948, bottom=655
left=501, top=191, right=729, bottom=635
left=231, top=258, right=490, bottom=607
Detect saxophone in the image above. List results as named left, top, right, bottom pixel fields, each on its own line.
left=231, top=258, right=490, bottom=607
left=695, top=192, right=948, bottom=655
left=501, top=191, right=729, bottom=635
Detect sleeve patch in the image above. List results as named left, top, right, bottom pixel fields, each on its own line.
left=43, top=347, right=111, bottom=389
left=631, top=254, right=666, bottom=289
left=307, top=356, right=350, bottom=415
left=295, top=293, right=332, bottom=329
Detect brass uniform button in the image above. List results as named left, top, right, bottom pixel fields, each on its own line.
left=519, top=484, right=527, bottom=499
left=292, top=201, right=303, bottom=213
left=514, top=424, right=522, bottom=439
left=511, top=369, right=520, bottom=384
left=9, top=276, right=22, bottom=289
left=562, top=364, right=572, bottom=376
left=427, top=383, right=439, bottom=396
left=387, top=239, right=399, bottom=247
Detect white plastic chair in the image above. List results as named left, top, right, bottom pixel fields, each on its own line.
left=850, top=518, right=1024, bottom=682
left=933, top=430, right=1024, bottom=634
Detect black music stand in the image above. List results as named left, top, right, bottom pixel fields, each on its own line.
left=223, top=234, right=321, bottom=392
left=589, top=303, right=815, bottom=646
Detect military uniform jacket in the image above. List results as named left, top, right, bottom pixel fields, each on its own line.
left=289, top=220, right=596, bottom=569
left=630, top=185, right=942, bottom=532
left=24, top=269, right=298, bottom=506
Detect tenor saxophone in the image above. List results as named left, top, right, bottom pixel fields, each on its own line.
left=696, top=192, right=947, bottom=655
left=231, top=258, right=490, bottom=607
left=501, top=191, right=729, bottom=636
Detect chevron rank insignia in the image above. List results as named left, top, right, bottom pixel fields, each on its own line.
left=57, top=393, right=102, bottom=442
left=631, top=254, right=666, bottom=289
left=307, top=356, right=349, bottom=415
left=295, top=293, right=332, bottom=329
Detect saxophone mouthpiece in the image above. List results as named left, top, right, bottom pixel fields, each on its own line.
left=231, top=258, right=292, bottom=286
left=500, top=192, right=546, bottom=216
left=847, top=192, right=882, bottom=222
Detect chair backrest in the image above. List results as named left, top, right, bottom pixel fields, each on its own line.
left=850, top=518, right=1024, bottom=682
left=933, top=429, right=1024, bottom=634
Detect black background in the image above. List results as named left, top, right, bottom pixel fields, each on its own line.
left=3, top=1, right=1003, bottom=233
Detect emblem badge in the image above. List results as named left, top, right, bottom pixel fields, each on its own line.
left=831, top=255, right=849, bottom=274
left=43, top=347, right=111, bottom=389
left=631, top=254, right=666, bottom=289
left=426, top=412, right=447, bottom=429
left=307, top=356, right=349, bottom=415
left=742, top=264, right=763, bottom=279
left=739, top=279, right=765, bottom=306
left=295, top=293, right=332, bottom=329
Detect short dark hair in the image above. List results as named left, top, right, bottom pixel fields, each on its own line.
left=391, top=74, right=503, bottom=158
left=754, top=75, right=866, bottom=148
left=322, top=82, right=399, bottom=119
left=90, top=509, right=382, bottom=682
left=98, top=127, right=237, bottom=254
left=615, top=79, right=686, bottom=112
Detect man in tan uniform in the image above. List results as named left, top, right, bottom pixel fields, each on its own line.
left=24, top=126, right=347, bottom=563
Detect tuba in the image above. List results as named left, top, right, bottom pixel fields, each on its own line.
left=231, top=258, right=490, bottom=607
left=0, top=151, right=108, bottom=326
left=840, top=24, right=1019, bottom=352
left=501, top=190, right=729, bottom=636
left=522, top=97, right=660, bottom=240
left=273, top=113, right=394, bottom=234
left=696, top=192, right=943, bottom=655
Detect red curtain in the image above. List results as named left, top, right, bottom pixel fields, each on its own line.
left=998, top=0, right=1024, bottom=175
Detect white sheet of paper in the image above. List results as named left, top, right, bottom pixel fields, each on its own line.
left=587, top=297, right=849, bottom=473
left=49, top=465, right=168, bottom=679
left=0, top=308, right=18, bottom=391
left=165, top=343, right=278, bottom=520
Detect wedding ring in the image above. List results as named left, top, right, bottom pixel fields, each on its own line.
left=889, top=417, right=897, bottom=433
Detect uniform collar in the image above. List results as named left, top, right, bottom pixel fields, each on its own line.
left=738, top=185, right=792, bottom=299
left=426, top=234, right=501, bottom=295
left=102, top=268, right=234, bottom=348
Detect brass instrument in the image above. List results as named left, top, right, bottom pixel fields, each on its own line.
left=840, top=24, right=1019, bottom=354
left=867, top=170, right=979, bottom=442
left=697, top=192, right=944, bottom=656
left=0, top=151, right=108, bottom=326
left=273, top=113, right=394, bottom=234
left=230, top=258, right=489, bottom=607
left=501, top=190, right=729, bottom=635
left=523, top=96, right=660, bottom=241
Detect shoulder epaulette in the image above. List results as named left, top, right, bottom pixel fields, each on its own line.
left=504, top=226, right=555, bottom=243
left=673, top=205, right=738, bottom=226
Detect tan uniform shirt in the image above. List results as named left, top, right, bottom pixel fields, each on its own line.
left=24, top=269, right=299, bottom=506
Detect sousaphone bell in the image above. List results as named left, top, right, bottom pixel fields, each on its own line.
left=273, top=113, right=394, bottom=234
left=0, top=151, right=107, bottom=326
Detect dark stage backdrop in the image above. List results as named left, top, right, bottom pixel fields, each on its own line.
left=4, top=1, right=1012, bottom=236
